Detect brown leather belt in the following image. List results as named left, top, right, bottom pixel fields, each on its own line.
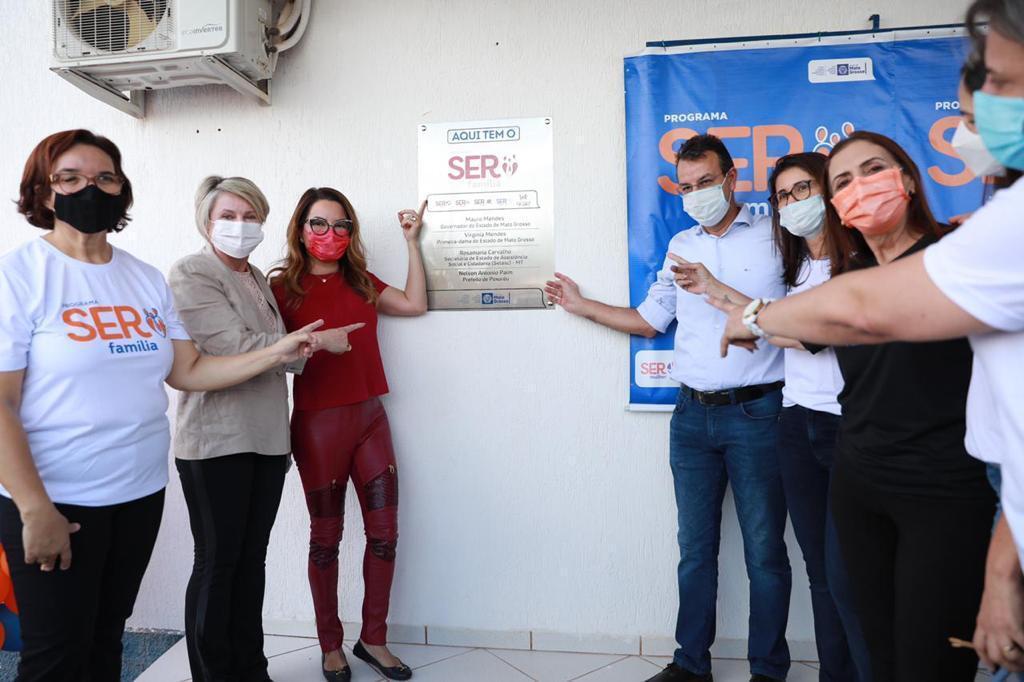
left=682, top=381, right=784, bottom=406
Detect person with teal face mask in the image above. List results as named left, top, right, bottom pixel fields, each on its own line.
left=949, top=47, right=1024, bottom=543
left=950, top=44, right=1023, bottom=227
left=974, top=48, right=1024, bottom=171
left=712, top=0, right=1024, bottom=676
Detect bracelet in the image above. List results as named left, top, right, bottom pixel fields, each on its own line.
left=741, top=298, right=774, bottom=339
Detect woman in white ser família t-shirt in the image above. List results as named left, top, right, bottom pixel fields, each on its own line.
left=0, top=129, right=321, bottom=681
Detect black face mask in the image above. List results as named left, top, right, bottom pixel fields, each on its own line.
left=53, top=185, right=127, bottom=234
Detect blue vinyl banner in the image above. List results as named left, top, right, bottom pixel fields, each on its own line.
left=624, top=28, right=978, bottom=409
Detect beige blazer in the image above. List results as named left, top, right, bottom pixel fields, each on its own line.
left=168, top=247, right=296, bottom=460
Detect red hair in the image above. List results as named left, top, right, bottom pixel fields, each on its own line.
left=17, top=129, right=133, bottom=231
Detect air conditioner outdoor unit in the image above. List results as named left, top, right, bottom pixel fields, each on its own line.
left=50, top=0, right=310, bottom=118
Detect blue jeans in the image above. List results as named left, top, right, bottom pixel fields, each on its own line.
left=989, top=463, right=1003, bottom=523
left=778, top=406, right=872, bottom=682
left=669, top=388, right=791, bottom=679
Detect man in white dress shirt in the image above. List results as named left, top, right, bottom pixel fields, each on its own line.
left=546, top=135, right=790, bottom=682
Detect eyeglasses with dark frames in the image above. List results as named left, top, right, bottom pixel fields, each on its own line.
left=771, top=179, right=814, bottom=207
left=305, top=217, right=353, bottom=236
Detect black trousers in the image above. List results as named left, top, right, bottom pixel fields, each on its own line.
left=0, top=489, right=164, bottom=682
left=176, top=453, right=287, bottom=682
left=830, top=459, right=995, bottom=682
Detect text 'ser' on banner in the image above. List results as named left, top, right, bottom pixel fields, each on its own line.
left=624, top=25, right=978, bottom=410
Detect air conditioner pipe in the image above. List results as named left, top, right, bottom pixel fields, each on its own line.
left=274, top=0, right=310, bottom=52
left=275, top=0, right=302, bottom=38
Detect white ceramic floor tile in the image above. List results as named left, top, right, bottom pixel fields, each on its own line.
left=490, top=648, right=622, bottom=681
left=639, top=656, right=821, bottom=682
left=138, top=641, right=836, bottom=682
left=263, top=634, right=319, bottom=659
left=405, top=648, right=531, bottom=681
left=135, top=639, right=191, bottom=682
left=134, top=635, right=320, bottom=682
left=265, top=643, right=383, bottom=681
left=384, top=642, right=474, bottom=669
left=700, top=659, right=750, bottom=682
left=695, top=658, right=817, bottom=682
left=571, top=655, right=660, bottom=681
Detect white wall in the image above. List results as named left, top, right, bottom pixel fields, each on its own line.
left=0, top=0, right=968, bottom=652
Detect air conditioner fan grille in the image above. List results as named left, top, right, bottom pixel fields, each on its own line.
left=55, top=0, right=174, bottom=58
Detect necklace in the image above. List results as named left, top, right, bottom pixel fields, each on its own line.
left=314, top=271, right=338, bottom=284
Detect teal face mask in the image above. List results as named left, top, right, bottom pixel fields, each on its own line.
left=974, top=90, right=1024, bottom=170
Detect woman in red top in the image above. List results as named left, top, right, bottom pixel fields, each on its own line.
left=271, top=187, right=426, bottom=681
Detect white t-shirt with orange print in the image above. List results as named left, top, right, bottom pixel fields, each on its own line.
left=0, top=238, right=190, bottom=507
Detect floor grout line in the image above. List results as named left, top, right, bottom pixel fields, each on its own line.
left=148, top=641, right=834, bottom=682
left=265, top=642, right=320, bottom=660
left=404, top=645, right=479, bottom=672
left=484, top=648, right=538, bottom=681
left=567, top=654, right=631, bottom=681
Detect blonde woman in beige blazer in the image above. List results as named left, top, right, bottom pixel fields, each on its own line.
left=168, top=176, right=358, bottom=682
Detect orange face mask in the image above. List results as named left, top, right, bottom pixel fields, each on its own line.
left=830, top=167, right=910, bottom=237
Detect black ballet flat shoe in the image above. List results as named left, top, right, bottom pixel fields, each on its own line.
left=353, top=640, right=413, bottom=680
left=321, top=652, right=351, bottom=682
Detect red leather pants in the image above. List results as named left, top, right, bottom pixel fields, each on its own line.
left=291, top=397, right=399, bottom=650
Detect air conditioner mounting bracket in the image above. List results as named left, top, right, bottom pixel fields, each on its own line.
left=200, top=56, right=272, bottom=106
left=50, top=67, right=146, bottom=119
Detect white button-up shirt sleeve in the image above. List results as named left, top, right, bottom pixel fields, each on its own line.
left=636, top=250, right=679, bottom=334
left=632, top=205, right=786, bottom=392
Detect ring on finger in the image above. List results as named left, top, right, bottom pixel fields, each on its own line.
left=1005, top=643, right=1020, bottom=654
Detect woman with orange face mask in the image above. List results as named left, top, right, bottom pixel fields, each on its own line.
left=717, top=131, right=996, bottom=681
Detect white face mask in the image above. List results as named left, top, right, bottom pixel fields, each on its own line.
left=682, top=183, right=731, bottom=227
left=951, top=120, right=1006, bottom=178
left=778, top=194, right=826, bottom=238
left=210, top=219, right=265, bottom=259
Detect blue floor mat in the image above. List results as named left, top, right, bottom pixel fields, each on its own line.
left=0, top=629, right=184, bottom=681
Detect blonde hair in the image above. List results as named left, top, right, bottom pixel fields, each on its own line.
left=194, top=175, right=270, bottom=242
